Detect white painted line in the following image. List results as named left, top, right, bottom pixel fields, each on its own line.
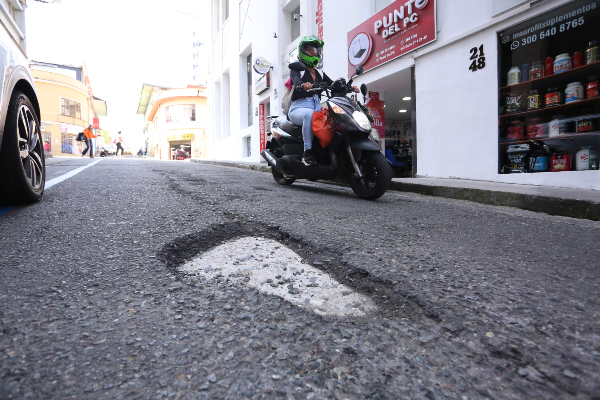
left=180, top=237, right=377, bottom=317
left=45, top=159, right=102, bottom=189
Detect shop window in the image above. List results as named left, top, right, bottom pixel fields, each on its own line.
left=498, top=0, right=600, bottom=174
left=61, top=133, right=73, bottom=154
left=61, top=99, right=81, bottom=119
left=165, top=105, right=196, bottom=123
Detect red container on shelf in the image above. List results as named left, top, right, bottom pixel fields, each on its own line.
left=526, top=118, right=547, bottom=138
left=550, top=150, right=572, bottom=172
left=545, top=57, right=554, bottom=76
left=587, top=76, right=598, bottom=98
left=573, top=52, right=584, bottom=68
left=506, top=126, right=524, bottom=140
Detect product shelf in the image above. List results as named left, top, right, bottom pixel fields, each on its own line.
left=499, top=96, right=600, bottom=120
left=499, top=130, right=600, bottom=146
left=499, top=60, right=600, bottom=92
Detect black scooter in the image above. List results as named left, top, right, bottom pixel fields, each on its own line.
left=261, top=63, right=392, bottom=200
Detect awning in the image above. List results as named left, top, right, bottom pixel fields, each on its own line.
left=93, top=96, right=108, bottom=116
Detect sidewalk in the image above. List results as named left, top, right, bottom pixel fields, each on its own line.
left=191, top=159, right=600, bottom=221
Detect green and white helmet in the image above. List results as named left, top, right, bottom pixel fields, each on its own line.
left=298, top=35, right=324, bottom=68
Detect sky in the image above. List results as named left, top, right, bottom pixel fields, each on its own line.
left=26, top=0, right=209, bottom=149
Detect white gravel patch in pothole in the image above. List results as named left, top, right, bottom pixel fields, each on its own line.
left=180, top=236, right=377, bottom=317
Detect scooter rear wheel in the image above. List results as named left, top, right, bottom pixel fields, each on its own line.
left=272, top=168, right=296, bottom=185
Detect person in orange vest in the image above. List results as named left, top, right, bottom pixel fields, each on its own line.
left=82, top=124, right=100, bottom=158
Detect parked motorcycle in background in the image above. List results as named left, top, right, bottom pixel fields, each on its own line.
left=261, top=63, right=392, bottom=200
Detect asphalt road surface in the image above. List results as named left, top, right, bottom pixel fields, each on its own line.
left=1, top=157, right=599, bottom=400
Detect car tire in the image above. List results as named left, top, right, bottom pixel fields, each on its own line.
left=0, top=91, right=45, bottom=205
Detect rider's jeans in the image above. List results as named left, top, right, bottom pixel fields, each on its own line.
left=288, top=97, right=322, bottom=152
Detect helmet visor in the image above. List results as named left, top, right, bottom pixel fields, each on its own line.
left=302, top=44, right=322, bottom=58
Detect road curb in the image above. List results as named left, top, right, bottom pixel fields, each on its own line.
left=190, top=159, right=600, bottom=221
left=388, top=181, right=600, bottom=221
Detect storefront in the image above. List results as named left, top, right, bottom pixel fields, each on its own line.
left=344, top=0, right=437, bottom=177
left=167, top=133, right=194, bottom=160
left=334, top=0, right=599, bottom=190
left=498, top=0, right=600, bottom=174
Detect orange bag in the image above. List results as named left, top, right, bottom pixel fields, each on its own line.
left=312, top=109, right=336, bottom=148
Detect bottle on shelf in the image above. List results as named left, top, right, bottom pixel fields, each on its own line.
left=529, top=61, right=543, bottom=80
left=545, top=87, right=562, bottom=107
left=565, top=82, right=584, bottom=103
left=550, top=148, right=572, bottom=172
left=527, top=89, right=542, bottom=110
left=572, top=52, right=584, bottom=68
left=576, top=146, right=599, bottom=170
left=585, top=40, right=598, bottom=64
left=549, top=115, right=566, bottom=137
left=545, top=57, right=554, bottom=77
left=521, top=63, right=530, bottom=82
left=554, top=53, right=572, bottom=74
left=586, top=75, right=598, bottom=99
left=508, top=66, right=521, bottom=85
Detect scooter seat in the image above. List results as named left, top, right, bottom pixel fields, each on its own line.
left=276, top=116, right=303, bottom=137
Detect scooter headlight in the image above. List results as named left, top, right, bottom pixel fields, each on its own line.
left=369, top=128, right=380, bottom=142
left=352, top=111, right=372, bottom=131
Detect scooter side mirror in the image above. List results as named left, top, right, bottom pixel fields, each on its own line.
left=360, top=83, right=368, bottom=97
left=289, top=61, right=306, bottom=72
left=355, top=65, right=364, bottom=75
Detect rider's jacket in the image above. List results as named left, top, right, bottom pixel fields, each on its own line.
left=290, top=68, right=333, bottom=102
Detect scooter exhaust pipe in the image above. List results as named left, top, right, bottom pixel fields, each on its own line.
left=261, top=150, right=284, bottom=174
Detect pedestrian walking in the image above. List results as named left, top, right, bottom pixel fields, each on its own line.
left=115, top=131, right=126, bottom=158
left=82, top=124, right=99, bottom=158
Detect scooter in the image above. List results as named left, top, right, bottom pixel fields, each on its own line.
left=261, top=63, right=392, bottom=200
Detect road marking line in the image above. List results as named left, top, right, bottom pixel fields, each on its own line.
left=0, top=159, right=102, bottom=216
left=180, top=237, right=377, bottom=317
left=45, top=159, right=102, bottom=189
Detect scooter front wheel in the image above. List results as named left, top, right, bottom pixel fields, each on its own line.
left=272, top=168, right=296, bottom=185
left=350, top=151, right=392, bottom=200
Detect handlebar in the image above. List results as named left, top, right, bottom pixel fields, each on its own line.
left=294, top=85, right=323, bottom=94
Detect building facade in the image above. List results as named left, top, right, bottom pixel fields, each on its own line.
left=30, top=61, right=107, bottom=157
left=210, top=0, right=599, bottom=190
left=138, top=85, right=210, bottom=161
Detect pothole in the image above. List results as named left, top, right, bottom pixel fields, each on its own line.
left=180, top=236, right=377, bottom=317
left=159, top=221, right=434, bottom=322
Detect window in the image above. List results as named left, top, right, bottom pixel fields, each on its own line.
left=247, top=53, right=253, bottom=127
left=291, top=5, right=300, bottom=41
left=43, top=132, right=51, bottom=153
left=245, top=136, right=251, bottom=157
left=61, top=99, right=81, bottom=119
left=165, top=105, right=196, bottom=123
left=498, top=0, right=600, bottom=174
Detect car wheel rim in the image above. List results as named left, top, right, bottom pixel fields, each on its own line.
left=17, top=104, right=43, bottom=190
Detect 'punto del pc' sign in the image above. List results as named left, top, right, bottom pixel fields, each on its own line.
left=347, top=0, right=437, bottom=76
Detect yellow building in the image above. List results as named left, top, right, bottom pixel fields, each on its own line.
left=137, top=84, right=209, bottom=160
left=30, top=61, right=107, bottom=157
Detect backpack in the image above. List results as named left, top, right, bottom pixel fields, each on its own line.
left=281, top=77, right=293, bottom=115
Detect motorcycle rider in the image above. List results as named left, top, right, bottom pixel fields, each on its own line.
left=289, top=36, right=360, bottom=166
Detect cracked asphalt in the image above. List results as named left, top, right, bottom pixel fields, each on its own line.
left=1, top=157, right=599, bottom=400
